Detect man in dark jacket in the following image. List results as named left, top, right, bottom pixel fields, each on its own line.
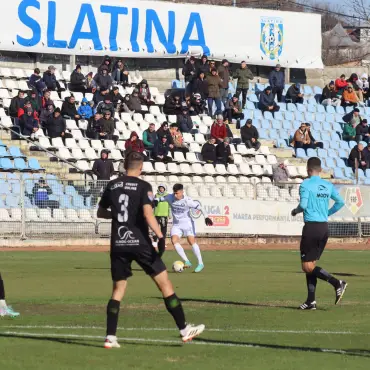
left=26, top=90, right=40, bottom=112
left=96, top=96, right=115, bottom=117
left=110, top=87, right=125, bottom=111
left=32, top=178, right=59, bottom=212
left=286, top=83, right=304, bottom=104
left=233, top=61, right=254, bottom=108
left=206, top=69, right=222, bottom=117
left=320, top=81, right=341, bottom=106
left=217, top=59, right=230, bottom=105
left=143, top=123, right=157, bottom=151
left=163, top=94, right=182, bottom=115
left=198, top=55, right=209, bottom=75
left=191, top=71, right=208, bottom=100
left=356, top=119, right=370, bottom=143
left=224, top=95, right=244, bottom=126
left=258, top=86, right=280, bottom=113
left=343, top=108, right=362, bottom=126
left=241, top=119, right=261, bottom=150
left=20, top=108, right=39, bottom=137
left=70, top=65, right=86, bottom=92
left=153, top=136, right=172, bottom=163
left=348, top=143, right=367, bottom=171
left=201, top=137, right=217, bottom=164
left=216, top=137, right=233, bottom=165
left=363, top=142, right=370, bottom=167
left=92, top=149, right=114, bottom=205
left=182, top=57, right=197, bottom=85
left=99, top=111, right=116, bottom=140
left=9, top=90, right=25, bottom=118
left=29, top=68, right=46, bottom=96
left=87, top=113, right=103, bottom=139
left=94, top=66, right=113, bottom=91
left=176, top=107, right=194, bottom=133
left=112, top=59, right=129, bottom=86
left=127, top=90, right=146, bottom=115
left=43, top=65, right=60, bottom=92
left=61, top=96, right=80, bottom=121
left=46, top=108, right=67, bottom=139
left=268, top=64, right=285, bottom=102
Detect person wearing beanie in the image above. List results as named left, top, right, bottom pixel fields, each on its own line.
left=216, top=137, right=234, bottom=165
left=39, top=100, right=55, bottom=125
left=70, top=64, right=86, bottom=93
left=268, top=64, right=285, bottom=102
left=112, top=59, right=129, bottom=87
left=197, top=54, right=209, bottom=75
left=29, top=68, right=47, bottom=96
left=224, top=94, right=244, bottom=128
left=241, top=119, right=261, bottom=150
left=321, top=81, right=341, bottom=107
left=19, top=106, right=39, bottom=137
left=94, top=65, right=113, bottom=92
left=182, top=56, right=197, bottom=86
left=286, top=82, right=304, bottom=104
left=258, top=86, right=280, bottom=113
left=42, top=65, right=60, bottom=92
left=210, top=115, right=227, bottom=143
left=190, top=71, right=209, bottom=100
left=355, top=119, right=370, bottom=143
left=343, top=107, right=362, bottom=127
left=61, top=95, right=80, bottom=121
left=233, top=61, right=254, bottom=108
left=217, top=59, right=230, bottom=105
left=206, top=68, right=222, bottom=117
left=176, top=106, right=194, bottom=133
left=201, top=136, right=217, bottom=164
left=153, top=184, right=170, bottom=256
left=9, top=90, right=25, bottom=118
left=45, top=107, right=70, bottom=139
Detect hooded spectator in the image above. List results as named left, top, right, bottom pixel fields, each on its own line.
left=190, top=93, right=207, bottom=116
left=343, top=108, right=362, bottom=126
left=258, top=86, right=280, bottom=113
left=356, top=119, right=370, bottom=143
left=198, top=55, right=209, bottom=75
left=170, top=124, right=188, bottom=154
left=43, top=65, right=60, bottom=91
left=143, top=123, right=157, bottom=151
left=112, top=59, right=129, bottom=86
left=335, top=74, right=348, bottom=94
left=94, top=66, right=113, bottom=91
left=201, top=137, right=217, bottom=164
left=272, top=162, right=289, bottom=183
left=191, top=71, right=209, bottom=99
left=9, top=90, right=25, bottom=118
left=20, top=107, right=39, bottom=137
left=156, top=122, right=174, bottom=147
left=343, top=121, right=357, bottom=142
left=224, top=95, right=244, bottom=127
left=347, top=73, right=364, bottom=102
left=85, top=72, right=97, bottom=93
left=233, top=61, right=254, bottom=108
left=163, top=94, right=182, bottom=115
left=96, top=96, right=115, bottom=117
left=268, top=64, right=285, bottom=102
left=211, top=115, right=227, bottom=143
left=182, top=56, right=197, bottom=84
left=137, top=79, right=154, bottom=107
left=32, top=178, right=59, bottom=212
left=292, top=123, right=312, bottom=150
left=206, top=68, right=222, bottom=116
left=241, top=119, right=261, bottom=150
left=125, top=131, right=145, bottom=153
left=87, top=113, right=103, bottom=139
left=78, top=97, right=93, bottom=120
left=61, top=95, right=80, bottom=120
left=17, top=100, right=39, bottom=122
left=176, top=107, right=194, bottom=133
left=217, top=59, right=230, bottom=105
left=26, top=90, right=40, bottom=112
left=39, top=100, right=55, bottom=125
left=153, top=136, right=172, bottom=163
left=93, top=89, right=110, bottom=106
left=92, top=149, right=114, bottom=180
left=70, top=65, right=86, bottom=92
left=320, top=81, right=341, bottom=106
left=99, top=111, right=115, bottom=140
left=286, top=83, right=304, bottom=104
left=45, top=108, right=67, bottom=139
left=98, top=55, right=113, bottom=74
left=348, top=143, right=367, bottom=171
left=357, top=73, right=370, bottom=102
left=29, top=68, right=47, bottom=95
left=110, top=86, right=125, bottom=111
left=216, top=137, right=233, bottom=165
left=127, top=89, right=145, bottom=114
left=342, top=85, right=359, bottom=107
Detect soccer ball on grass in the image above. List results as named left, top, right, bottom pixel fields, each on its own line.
left=172, top=261, right=185, bottom=273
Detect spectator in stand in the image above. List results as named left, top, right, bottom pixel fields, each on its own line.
left=241, top=119, right=261, bottom=150
left=43, top=65, right=61, bottom=92
left=343, top=108, right=362, bottom=126
left=96, top=96, right=115, bottom=117
left=170, top=124, right=189, bottom=154
left=198, top=55, right=209, bottom=75
left=112, top=59, right=129, bottom=86
left=191, top=71, right=208, bottom=100
left=87, top=113, right=103, bottom=139
left=94, top=66, right=113, bottom=91
left=32, top=178, right=59, bottom=213
left=320, top=81, right=341, bottom=107
left=258, top=86, right=280, bottom=113
left=217, top=59, right=230, bottom=105
left=201, top=137, right=217, bottom=164
left=125, top=131, right=145, bottom=154
left=343, top=121, right=357, bottom=142
left=89, top=101, right=96, bottom=115
left=19, top=107, right=39, bottom=137
left=9, top=90, right=25, bottom=118
left=216, top=137, right=233, bottom=165
left=137, top=79, right=154, bottom=107
left=98, top=55, right=113, bottom=74
left=70, top=65, right=86, bottom=93
left=61, top=95, right=80, bottom=121
left=211, top=115, right=227, bottom=143
left=335, top=74, right=348, bottom=95
left=292, top=123, right=312, bottom=150
left=39, top=101, right=55, bottom=126
left=27, top=90, right=40, bottom=112
left=93, top=89, right=110, bottom=106
left=156, top=122, right=175, bottom=152
left=86, top=72, right=97, bottom=93
left=17, top=100, right=39, bottom=122
left=206, top=68, right=222, bottom=117
left=356, top=119, right=370, bottom=143
left=272, top=162, right=289, bottom=183
left=268, top=64, right=285, bottom=102
left=233, top=61, right=254, bottom=109
left=126, top=89, right=146, bottom=116
left=347, top=73, right=364, bottom=102
left=29, top=68, right=47, bottom=96
left=177, top=107, right=195, bottom=134
left=286, top=83, right=304, bottom=104
left=305, top=123, right=323, bottom=149
left=153, top=136, right=172, bottom=163
left=41, top=91, right=52, bottom=110
left=190, top=93, right=207, bottom=116
left=163, top=94, right=182, bottom=116
left=348, top=143, right=367, bottom=172
left=342, top=85, right=360, bottom=108
left=182, top=56, right=197, bottom=87
left=143, top=123, right=157, bottom=152
left=224, top=95, right=244, bottom=128
left=99, top=111, right=116, bottom=140
left=110, top=86, right=125, bottom=112
left=362, top=142, right=370, bottom=167
left=45, top=108, right=69, bottom=139
left=78, top=97, right=93, bottom=120
left=357, top=73, right=370, bottom=103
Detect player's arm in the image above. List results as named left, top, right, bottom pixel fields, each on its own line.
left=291, top=184, right=309, bottom=216
left=188, top=198, right=213, bottom=226
left=154, top=194, right=169, bottom=207
left=143, top=204, right=163, bottom=239
left=97, top=184, right=112, bottom=219
left=328, top=186, right=345, bottom=216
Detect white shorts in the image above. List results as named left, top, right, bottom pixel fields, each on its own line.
left=170, top=223, right=196, bottom=238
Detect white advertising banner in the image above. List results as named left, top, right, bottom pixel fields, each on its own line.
left=1, top=0, right=323, bottom=68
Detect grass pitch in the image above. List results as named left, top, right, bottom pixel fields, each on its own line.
left=0, top=249, right=369, bottom=370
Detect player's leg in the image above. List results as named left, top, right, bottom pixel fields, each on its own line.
left=171, top=231, right=191, bottom=267
left=0, top=272, right=20, bottom=317
left=187, top=234, right=204, bottom=273
left=157, top=217, right=167, bottom=257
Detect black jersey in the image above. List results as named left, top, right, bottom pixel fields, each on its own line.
left=99, top=176, right=154, bottom=251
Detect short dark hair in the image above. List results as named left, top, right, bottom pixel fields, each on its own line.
left=173, top=183, right=184, bottom=193
left=124, top=151, right=144, bottom=171
left=307, top=157, right=321, bottom=171
left=34, top=68, right=40, bottom=74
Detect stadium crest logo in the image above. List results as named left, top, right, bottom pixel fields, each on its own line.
left=190, top=200, right=202, bottom=219
left=118, top=226, right=135, bottom=241
left=344, top=187, right=363, bottom=215
left=260, top=17, right=284, bottom=60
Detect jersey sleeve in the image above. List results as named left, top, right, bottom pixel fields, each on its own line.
left=298, top=183, right=309, bottom=211
left=187, top=197, right=205, bottom=214
left=99, top=183, right=111, bottom=209
left=141, top=182, right=154, bottom=207
left=328, top=185, right=345, bottom=216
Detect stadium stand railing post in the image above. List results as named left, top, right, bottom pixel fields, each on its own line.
left=20, top=180, right=26, bottom=239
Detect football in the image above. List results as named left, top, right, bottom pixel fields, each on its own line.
left=172, top=261, right=185, bottom=273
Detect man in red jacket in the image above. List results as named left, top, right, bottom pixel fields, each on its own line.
left=210, top=115, right=227, bottom=143
left=125, top=131, right=145, bottom=154
left=335, top=74, right=348, bottom=95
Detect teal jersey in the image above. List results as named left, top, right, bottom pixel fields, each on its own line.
left=298, top=176, right=345, bottom=222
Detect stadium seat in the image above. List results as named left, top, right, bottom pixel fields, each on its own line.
left=71, top=148, right=85, bottom=160
left=154, top=162, right=168, bottom=173
left=173, top=152, right=186, bottom=162
left=192, top=163, right=205, bottom=175
left=179, top=163, right=193, bottom=174
left=167, top=162, right=180, bottom=173
left=295, top=148, right=306, bottom=158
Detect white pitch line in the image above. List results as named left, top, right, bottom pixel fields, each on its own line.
left=0, top=325, right=369, bottom=336
left=0, top=331, right=352, bottom=355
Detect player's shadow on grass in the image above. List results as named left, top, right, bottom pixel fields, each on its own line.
left=273, top=271, right=365, bottom=277
left=197, top=338, right=370, bottom=358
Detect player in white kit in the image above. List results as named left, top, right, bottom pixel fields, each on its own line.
left=156, top=184, right=213, bottom=273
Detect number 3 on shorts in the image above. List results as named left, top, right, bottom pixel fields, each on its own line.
left=118, top=194, right=129, bottom=222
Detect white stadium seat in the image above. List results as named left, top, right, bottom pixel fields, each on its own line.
left=204, top=164, right=216, bottom=175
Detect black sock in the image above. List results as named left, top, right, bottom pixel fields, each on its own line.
left=312, top=266, right=339, bottom=288
left=306, top=274, right=317, bottom=303
left=106, top=299, right=120, bottom=336
left=164, top=294, right=186, bottom=331
left=0, top=273, right=4, bottom=300
left=158, top=238, right=166, bottom=257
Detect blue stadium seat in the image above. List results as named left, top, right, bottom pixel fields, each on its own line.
left=344, top=167, right=354, bottom=179
left=322, top=122, right=331, bottom=131
left=72, top=194, right=87, bottom=209
left=243, top=110, right=253, bottom=120
left=282, top=121, right=292, bottom=130
left=258, top=129, right=268, bottom=139
left=339, top=141, right=349, bottom=150
left=59, top=195, right=73, bottom=209
left=297, top=104, right=306, bottom=113
left=0, top=198, right=5, bottom=208
left=293, top=121, right=301, bottom=130
left=304, top=85, right=313, bottom=95
left=313, top=121, right=322, bottom=131
left=269, top=129, right=279, bottom=140
left=246, top=101, right=255, bottom=110
left=365, top=107, right=370, bottom=116
left=325, top=157, right=336, bottom=169
left=14, top=158, right=28, bottom=171
left=326, top=114, right=335, bottom=123
left=0, top=140, right=5, bottom=147
left=295, top=111, right=304, bottom=122
left=305, top=112, right=315, bottom=122
left=359, top=107, right=365, bottom=115
left=277, top=102, right=286, bottom=112
left=296, top=148, right=307, bottom=158
left=316, top=105, right=326, bottom=113
left=287, top=103, right=297, bottom=112
left=272, top=120, right=282, bottom=130
left=366, top=169, right=370, bottom=177
left=334, top=113, right=344, bottom=123
left=9, top=147, right=25, bottom=158
left=337, top=149, right=348, bottom=158
left=248, top=94, right=259, bottom=103
left=11, top=182, right=21, bottom=194
left=315, top=113, right=325, bottom=122
left=278, top=130, right=289, bottom=140
left=307, top=148, right=317, bottom=157
left=274, top=111, right=284, bottom=121
left=321, top=132, right=331, bottom=141
left=65, top=185, right=77, bottom=196
left=333, top=168, right=345, bottom=179
left=28, top=158, right=43, bottom=171
left=325, top=105, right=335, bottom=114
left=0, top=180, right=10, bottom=195
left=256, top=83, right=264, bottom=92
left=312, top=131, right=321, bottom=141
left=276, top=139, right=288, bottom=148
left=253, top=110, right=263, bottom=119
left=314, top=86, right=323, bottom=95
left=358, top=169, right=366, bottom=179
left=171, top=80, right=183, bottom=88
left=336, top=158, right=346, bottom=168
left=349, top=141, right=357, bottom=149
left=252, top=119, right=261, bottom=129
left=328, top=149, right=338, bottom=157
left=307, top=104, right=316, bottom=113
left=317, top=148, right=328, bottom=158
left=264, top=111, right=274, bottom=120
left=6, top=195, right=19, bottom=208
left=285, top=111, right=294, bottom=121
left=0, top=158, right=14, bottom=170
left=335, top=106, right=345, bottom=115
left=332, top=122, right=343, bottom=133
left=261, top=119, right=270, bottom=129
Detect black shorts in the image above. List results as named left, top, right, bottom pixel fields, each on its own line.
left=110, top=245, right=167, bottom=281
left=300, top=222, right=329, bottom=262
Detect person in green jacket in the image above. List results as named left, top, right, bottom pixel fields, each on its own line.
left=153, top=184, right=170, bottom=256
left=343, top=122, right=356, bottom=142
left=233, top=61, right=254, bottom=109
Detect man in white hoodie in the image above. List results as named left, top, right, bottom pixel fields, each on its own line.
left=357, top=73, right=369, bottom=103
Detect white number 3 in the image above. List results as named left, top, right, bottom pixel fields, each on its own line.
left=118, top=194, right=129, bottom=222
